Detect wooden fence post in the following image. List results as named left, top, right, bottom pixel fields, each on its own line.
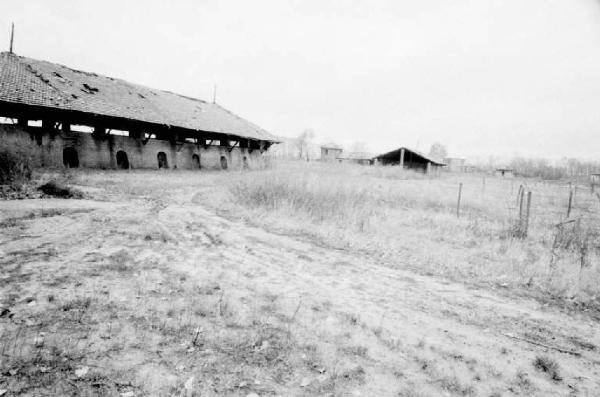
left=566, top=188, right=573, bottom=219
left=457, top=183, right=463, bottom=218
left=523, top=191, right=532, bottom=237
left=517, top=184, right=524, bottom=207
left=456, top=182, right=462, bottom=218
left=518, top=187, right=525, bottom=220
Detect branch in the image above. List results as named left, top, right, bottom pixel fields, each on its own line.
left=502, top=332, right=580, bottom=356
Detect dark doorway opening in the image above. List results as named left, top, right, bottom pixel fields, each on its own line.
left=220, top=156, right=228, bottom=170
left=63, top=147, right=79, bottom=168
left=157, top=152, right=168, bottom=169
left=242, top=156, right=249, bottom=169
left=192, top=154, right=200, bottom=169
left=116, top=150, right=129, bottom=169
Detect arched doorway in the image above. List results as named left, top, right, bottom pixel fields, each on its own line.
left=116, top=150, right=129, bottom=169
left=192, top=154, right=200, bottom=169
left=220, top=156, right=228, bottom=170
left=157, top=152, right=168, bottom=169
left=63, top=147, right=79, bottom=168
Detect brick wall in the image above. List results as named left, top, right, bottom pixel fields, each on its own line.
left=0, top=125, right=269, bottom=170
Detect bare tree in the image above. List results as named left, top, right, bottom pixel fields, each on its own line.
left=429, top=142, right=447, bottom=160
left=294, top=129, right=315, bottom=160
left=349, top=141, right=370, bottom=153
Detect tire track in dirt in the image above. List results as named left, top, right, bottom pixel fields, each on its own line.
left=3, top=196, right=599, bottom=395
left=159, top=202, right=600, bottom=395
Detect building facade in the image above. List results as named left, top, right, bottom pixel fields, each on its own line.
left=0, top=52, right=277, bottom=170
left=444, top=157, right=466, bottom=172
left=320, top=145, right=343, bottom=162
left=373, top=147, right=445, bottom=173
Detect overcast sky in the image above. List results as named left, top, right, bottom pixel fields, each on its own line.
left=2, top=0, right=600, bottom=160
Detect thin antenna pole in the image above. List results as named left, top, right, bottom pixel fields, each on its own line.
left=212, top=84, right=217, bottom=104
left=9, top=23, right=14, bottom=54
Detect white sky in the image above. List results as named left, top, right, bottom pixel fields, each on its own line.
left=2, top=0, right=600, bottom=160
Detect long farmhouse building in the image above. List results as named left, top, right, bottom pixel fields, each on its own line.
left=0, top=52, right=277, bottom=170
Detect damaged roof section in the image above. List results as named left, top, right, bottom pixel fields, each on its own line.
left=0, top=52, right=276, bottom=142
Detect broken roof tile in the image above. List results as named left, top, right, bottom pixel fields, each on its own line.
left=0, top=52, right=277, bottom=142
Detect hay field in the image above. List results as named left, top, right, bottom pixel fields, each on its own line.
left=1, top=162, right=599, bottom=396
left=224, top=161, right=600, bottom=306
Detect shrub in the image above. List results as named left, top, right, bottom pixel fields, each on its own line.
left=38, top=180, right=84, bottom=199
left=533, top=355, right=561, bottom=381
left=0, top=147, right=32, bottom=187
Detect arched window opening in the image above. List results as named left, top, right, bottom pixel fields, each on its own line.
left=63, top=147, right=79, bottom=168
left=242, top=156, right=249, bottom=169
left=192, top=154, right=200, bottom=169
left=220, top=156, right=228, bottom=170
left=157, top=152, right=168, bottom=169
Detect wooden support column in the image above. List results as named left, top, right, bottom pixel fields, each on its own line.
left=62, top=121, right=71, bottom=134
left=227, top=141, right=239, bottom=152
left=42, top=120, right=54, bottom=130
left=93, top=125, right=106, bottom=136
left=426, top=162, right=431, bottom=174
left=17, top=118, right=28, bottom=127
left=399, top=148, right=405, bottom=168
left=129, top=128, right=142, bottom=139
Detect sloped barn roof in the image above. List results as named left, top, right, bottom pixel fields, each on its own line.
left=374, top=147, right=446, bottom=166
left=0, top=52, right=276, bottom=142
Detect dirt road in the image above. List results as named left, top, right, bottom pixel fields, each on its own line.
left=1, top=186, right=599, bottom=396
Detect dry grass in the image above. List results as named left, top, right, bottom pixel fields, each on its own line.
left=533, top=355, right=562, bottom=381
left=0, top=144, right=33, bottom=197
left=0, top=240, right=329, bottom=395
left=68, top=161, right=600, bottom=305
left=223, top=160, right=600, bottom=306
left=0, top=184, right=379, bottom=396
left=2, top=162, right=599, bottom=396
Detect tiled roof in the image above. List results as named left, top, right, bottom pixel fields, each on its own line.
left=0, top=52, right=276, bottom=141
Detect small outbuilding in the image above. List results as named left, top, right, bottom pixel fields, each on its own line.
left=444, top=157, right=466, bottom=172
left=320, top=144, right=343, bottom=162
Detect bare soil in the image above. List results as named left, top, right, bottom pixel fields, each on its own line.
left=1, top=171, right=599, bottom=396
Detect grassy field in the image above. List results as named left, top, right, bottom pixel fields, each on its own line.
left=1, top=161, right=600, bottom=396
left=223, top=161, right=600, bottom=308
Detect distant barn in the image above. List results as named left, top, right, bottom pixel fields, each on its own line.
left=444, top=157, right=466, bottom=172
left=0, top=52, right=277, bottom=170
left=337, top=152, right=374, bottom=165
left=373, top=147, right=445, bottom=173
left=495, top=168, right=514, bottom=177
